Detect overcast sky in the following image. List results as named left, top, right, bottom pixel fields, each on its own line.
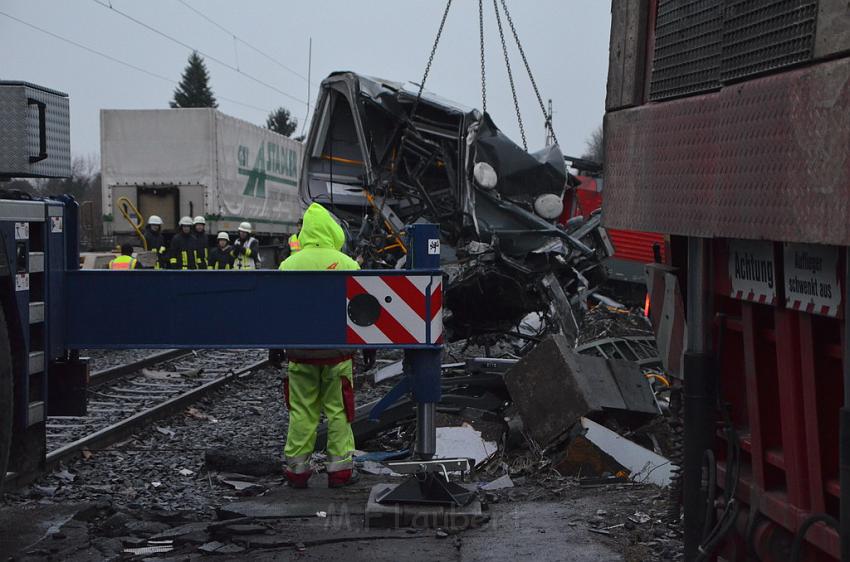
left=2, top=0, right=611, bottom=161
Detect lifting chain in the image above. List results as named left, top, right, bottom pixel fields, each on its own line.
left=409, top=0, right=453, bottom=125
left=492, top=0, right=527, bottom=151
left=499, top=0, right=558, bottom=145
left=478, top=0, right=487, bottom=113
left=394, top=0, right=452, bottom=192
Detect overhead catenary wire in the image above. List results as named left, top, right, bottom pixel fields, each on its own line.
left=0, top=11, right=265, bottom=114
left=174, top=0, right=316, bottom=87
left=91, top=0, right=309, bottom=108
left=0, top=10, right=268, bottom=114
left=300, top=37, right=313, bottom=138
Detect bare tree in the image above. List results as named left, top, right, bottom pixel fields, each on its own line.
left=582, top=124, right=604, bottom=164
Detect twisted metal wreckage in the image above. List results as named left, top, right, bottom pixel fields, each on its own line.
left=300, top=72, right=614, bottom=343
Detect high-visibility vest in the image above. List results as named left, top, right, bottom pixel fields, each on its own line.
left=109, top=255, right=137, bottom=270
left=288, top=233, right=301, bottom=253
left=233, top=237, right=259, bottom=270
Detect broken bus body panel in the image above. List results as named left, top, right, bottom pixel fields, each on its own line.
left=300, top=71, right=610, bottom=341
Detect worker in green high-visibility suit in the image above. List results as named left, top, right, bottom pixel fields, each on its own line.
left=279, top=203, right=359, bottom=488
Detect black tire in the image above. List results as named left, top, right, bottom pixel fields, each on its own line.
left=0, top=305, right=12, bottom=491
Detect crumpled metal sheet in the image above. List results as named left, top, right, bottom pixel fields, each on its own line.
left=469, top=114, right=566, bottom=208
left=301, top=71, right=606, bottom=340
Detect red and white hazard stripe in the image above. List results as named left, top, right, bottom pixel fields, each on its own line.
left=732, top=290, right=774, bottom=305
left=788, top=298, right=836, bottom=317
left=346, top=275, right=443, bottom=345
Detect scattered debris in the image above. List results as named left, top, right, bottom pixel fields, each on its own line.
left=178, top=468, right=194, bottom=477
left=185, top=407, right=216, bottom=421
left=219, top=479, right=265, bottom=494
left=155, top=426, right=175, bottom=438
left=374, top=360, right=404, bottom=383
left=628, top=511, right=652, bottom=525
left=480, top=474, right=514, bottom=491
left=124, top=544, right=174, bottom=555
left=504, top=335, right=659, bottom=448
left=198, top=540, right=226, bottom=553
left=55, top=468, right=76, bottom=483
left=434, top=424, right=498, bottom=467
left=557, top=418, right=673, bottom=487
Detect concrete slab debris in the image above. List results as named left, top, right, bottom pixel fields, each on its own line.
left=504, top=335, right=659, bottom=448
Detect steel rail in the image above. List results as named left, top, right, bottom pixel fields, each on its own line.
left=88, top=349, right=192, bottom=387
left=45, top=358, right=268, bottom=470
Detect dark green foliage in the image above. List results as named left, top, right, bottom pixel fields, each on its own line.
left=265, top=106, right=297, bottom=137
left=170, top=51, right=218, bottom=109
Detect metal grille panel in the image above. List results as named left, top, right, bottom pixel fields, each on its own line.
left=650, top=0, right=724, bottom=100
left=722, top=0, right=818, bottom=81
left=649, top=0, right=818, bottom=101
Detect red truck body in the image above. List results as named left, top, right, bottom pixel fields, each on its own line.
left=604, top=1, right=850, bottom=560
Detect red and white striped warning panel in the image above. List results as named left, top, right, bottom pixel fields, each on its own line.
left=346, top=275, right=443, bottom=345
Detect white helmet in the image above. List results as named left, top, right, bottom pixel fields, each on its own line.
left=238, top=221, right=252, bottom=233
left=179, top=216, right=193, bottom=227
left=193, top=215, right=206, bottom=225
left=217, top=231, right=230, bottom=241
left=148, top=215, right=163, bottom=226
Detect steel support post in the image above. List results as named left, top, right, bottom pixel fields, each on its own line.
left=683, top=236, right=716, bottom=560
left=841, top=250, right=850, bottom=561
left=406, top=224, right=442, bottom=460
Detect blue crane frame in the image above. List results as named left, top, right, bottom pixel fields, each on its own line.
left=64, top=268, right=443, bottom=349
left=0, top=194, right=443, bottom=460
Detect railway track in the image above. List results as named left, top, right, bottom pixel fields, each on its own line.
left=37, top=349, right=268, bottom=475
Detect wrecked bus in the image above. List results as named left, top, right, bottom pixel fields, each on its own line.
left=300, top=72, right=612, bottom=342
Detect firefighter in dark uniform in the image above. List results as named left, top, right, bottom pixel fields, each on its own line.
left=168, top=216, right=197, bottom=269
left=209, top=232, right=235, bottom=270
left=192, top=216, right=209, bottom=269
left=143, top=215, right=167, bottom=269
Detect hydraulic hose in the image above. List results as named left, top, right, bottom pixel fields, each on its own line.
left=789, top=513, right=839, bottom=562
left=695, top=315, right=742, bottom=561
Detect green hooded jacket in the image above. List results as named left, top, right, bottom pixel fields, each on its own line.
left=279, top=203, right=359, bottom=272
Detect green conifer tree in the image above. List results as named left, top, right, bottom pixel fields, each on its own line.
left=170, top=51, right=218, bottom=108
left=266, top=107, right=298, bottom=137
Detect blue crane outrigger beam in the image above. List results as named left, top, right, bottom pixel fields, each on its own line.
left=64, top=269, right=442, bottom=349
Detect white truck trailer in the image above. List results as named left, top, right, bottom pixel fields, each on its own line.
left=101, top=108, right=303, bottom=264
